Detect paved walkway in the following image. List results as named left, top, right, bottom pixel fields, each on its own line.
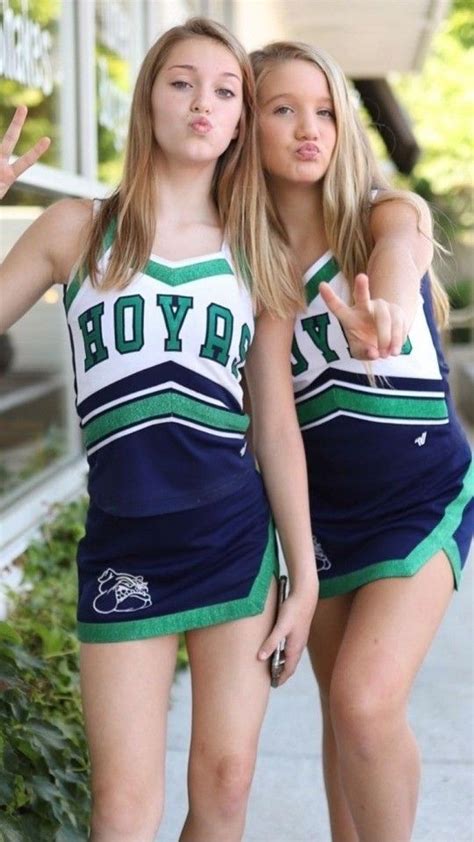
left=158, top=548, right=473, bottom=841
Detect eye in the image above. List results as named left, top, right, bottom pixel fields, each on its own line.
left=273, top=106, right=293, bottom=115
left=317, top=108, right=335, bottom=119
left=216, top=88, right=235, bottom=98
left=171, top=80, right=191, bottom=90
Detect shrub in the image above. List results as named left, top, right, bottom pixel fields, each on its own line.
left=0, top=498, right=188, bottom=840
left=0, top=499, right=90, bottom=840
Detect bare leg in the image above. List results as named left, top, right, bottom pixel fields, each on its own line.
left=179, top=580, right=277, bottom=842
left=80, top=634, right=179, bottom=841
left=330, top=551, right=454, bottom=842
left=307, top=593, right=359, bottom=842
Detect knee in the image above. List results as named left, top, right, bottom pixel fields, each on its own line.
left=329, top=672, right=405, bottom=761
left=214, top=753, right=256, bottom=818
left=90, top=780, right=162, bottom=839
left=192, top=751, right=256, bottom=819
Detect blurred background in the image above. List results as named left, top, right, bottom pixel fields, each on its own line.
left=0, top=0, right=472, bottom=566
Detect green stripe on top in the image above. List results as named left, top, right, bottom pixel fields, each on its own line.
left=64, top=219, right=118, bottom=313
left=297, top=384, right=449, bottom=425
left=64, top=272, right=81, bottom=313
left=83, top=390, right=249, bottom=448
left=305, top=256, right=340, bottom=305
left=144, top=257, right=233, bottom=287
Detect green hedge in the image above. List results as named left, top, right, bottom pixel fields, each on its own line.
left=0, top=499, right=90, bottom=841
left=0, top=498, right=188, bottom=841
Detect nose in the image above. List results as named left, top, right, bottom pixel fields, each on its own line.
left=296, top=110, right=319, bottom=140
left=190, top=90, right=211, bottom=114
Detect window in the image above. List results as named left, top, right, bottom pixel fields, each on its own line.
left=0, top=187, right=82, bottom=513
left=0, top=0, right=77, bottom=171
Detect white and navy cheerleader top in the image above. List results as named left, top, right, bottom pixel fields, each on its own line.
left=64, top=222, right=256, bottom=516
left=292, top=250, right=473, bottom=562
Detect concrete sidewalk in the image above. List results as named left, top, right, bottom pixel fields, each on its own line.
left=158, top=550, right=473, bottom=841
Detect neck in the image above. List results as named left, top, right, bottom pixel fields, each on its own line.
left=268, top=179, right=329, bottom=273
left=270, top=179, right=323, bottom=242
left=152, top=155, right=219, bottom=226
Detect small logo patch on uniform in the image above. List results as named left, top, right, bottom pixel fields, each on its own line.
left=414, top=431, right=427, bottom=447
left=93, top=568, right=152, bottom=614
left=313, top=536, right=331, bottom=572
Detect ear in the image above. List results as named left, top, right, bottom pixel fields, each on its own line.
left=232, top=119, right=240, bottom=140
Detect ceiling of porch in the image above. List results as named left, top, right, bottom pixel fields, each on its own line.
left=233, top=0, right=450, bottom=77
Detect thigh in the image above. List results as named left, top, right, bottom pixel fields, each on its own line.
left=307, top=592, right=354, bottom=697
left=185, top=579, right=277, bottom=760
left=80, top=634, right=179, bottom=790
left=334, top=550, right=454, bottom=706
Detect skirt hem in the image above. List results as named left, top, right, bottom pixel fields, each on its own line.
left=319, top=461, right=473, bottom=599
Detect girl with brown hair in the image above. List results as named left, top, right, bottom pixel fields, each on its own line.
left=0, top=19, right=318, bottom=841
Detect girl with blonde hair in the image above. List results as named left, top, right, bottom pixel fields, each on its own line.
left=0, top=19, right=318, bottom=841
left=252, top=40, right=473, bottom=842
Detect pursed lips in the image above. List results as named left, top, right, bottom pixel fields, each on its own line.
left=189, top=117, right=213, bottom=134
left=295, top=142, right=320, bottom=160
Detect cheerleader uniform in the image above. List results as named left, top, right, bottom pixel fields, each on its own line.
left=292, top=251, right=473, bottom=598
left=64, top=223, right=277, bottom=642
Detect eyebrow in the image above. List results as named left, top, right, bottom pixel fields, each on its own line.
left=167, top=64, right=241, bottom=81
left=262, top=93, right=333, bottom=106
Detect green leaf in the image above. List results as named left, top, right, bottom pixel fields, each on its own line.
left=0, top=814, right=23, bottom=842
left=15, top=738, right=38, bottom=763
left=0, top=770, right=15, bottom=804
left=30, top=774, right=60, bottom=803
left=55, top=824, right=86, bottom=842
left=28, top=720, right=67, bottom=750
left=0, top=623, right=21, bottom=645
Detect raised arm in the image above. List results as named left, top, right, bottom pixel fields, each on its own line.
left=319, top=195, right=434, bottom=360
left=244, top=310, right=318, bottom=683
left=0, top=107, right=92, bottom=333
left=367, top=195, right=434, bottom=324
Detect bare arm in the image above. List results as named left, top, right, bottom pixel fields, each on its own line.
left=244, top=310, right=318, bottom=683
left=0, top=107, right=92, bottom=333
left=320, top=195, right=434, bottom=360
left=368, top=195, right=433, bottom=325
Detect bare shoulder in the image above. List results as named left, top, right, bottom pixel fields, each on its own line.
left=37, top=198, right=93, bottom=282
left=41, top=196, right=92, bottom=229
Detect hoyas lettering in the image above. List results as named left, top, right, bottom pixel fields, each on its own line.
left=292, top=312, right=412, bottom=374
left=77, top=294, right=251, bottom=378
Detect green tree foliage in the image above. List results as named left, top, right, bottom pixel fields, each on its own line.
left=390, top=1, right=474, bottom=235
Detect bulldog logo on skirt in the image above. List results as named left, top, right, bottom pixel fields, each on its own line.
left=93, top=568, right=152, bottom=614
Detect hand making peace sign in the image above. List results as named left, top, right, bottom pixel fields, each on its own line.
left=0, top=106, right=50, bottom=200
left=319, top=272, right=408, bottom=361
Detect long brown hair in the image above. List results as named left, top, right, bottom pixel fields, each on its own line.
left=82, top=18, right=303, bottom=316
left=251, top=41, right=449, bottom=327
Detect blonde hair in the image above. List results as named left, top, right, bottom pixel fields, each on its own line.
left=83, top=18, right=303, bottom=316
left=251, top=41, right=449, bottom=327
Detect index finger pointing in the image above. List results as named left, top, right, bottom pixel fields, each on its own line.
left=319, top=281, right=349, bottom=320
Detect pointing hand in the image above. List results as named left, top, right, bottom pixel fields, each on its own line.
left=319, top=273, right=407, bottom=360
